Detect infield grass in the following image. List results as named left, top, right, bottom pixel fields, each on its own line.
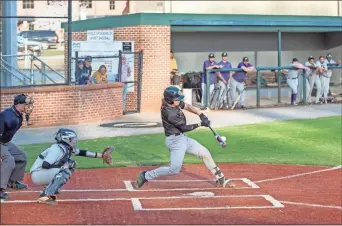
left=21, top=116, right=341, bottom=171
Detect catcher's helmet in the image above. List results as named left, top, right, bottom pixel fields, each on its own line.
left=55, top=128, right=78, bottom=148
left=164, top=86, right=184, bottom=104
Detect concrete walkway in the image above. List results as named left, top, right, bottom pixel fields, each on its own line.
left=12, top=104, right=341, bottom=145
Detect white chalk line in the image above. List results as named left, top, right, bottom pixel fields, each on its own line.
left=7, top=188, right=128, bottom=194
left=280, top=201, right=342, bottom=210
left=254, top=165, right=342, bottom=183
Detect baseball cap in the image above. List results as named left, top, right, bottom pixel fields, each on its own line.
left=326, top=54, right=332, bottom=58
left=292, top=58, right=298, bottom=62
left=308, top=56, right=314, bottom=60
left=222, top=52, right=228, bottom=57
left=208, top=53, right=215, bottom=58
left=77, top=60, right=84, bottom=64
left=243, top=57, right=249, bottom=62
left=85, top=56, right=92, bottom=62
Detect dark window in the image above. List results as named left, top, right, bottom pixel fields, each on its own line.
left=80, top=0, right=92, bottom=8
left=23, top=0, right=34, bottom=9
left=109, top=0, right=115, bottom=10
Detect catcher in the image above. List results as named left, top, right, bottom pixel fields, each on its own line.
left=29, top=128, right=114, bottom=205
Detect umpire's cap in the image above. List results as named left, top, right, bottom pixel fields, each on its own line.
left=164, top=86, right=184, bottom=104
left=222, top=52, right=228, bottom=57
left=13, top=94, right=29, bottom=105
left=208, top=53, right=215, bottom=58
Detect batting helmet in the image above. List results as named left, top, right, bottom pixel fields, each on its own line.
left=163, top=86, right=184, bottom=104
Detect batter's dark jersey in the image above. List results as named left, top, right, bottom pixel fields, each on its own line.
left=0, top=107, right=23, bottom=144
left=161, top=101, right=199, bottom=136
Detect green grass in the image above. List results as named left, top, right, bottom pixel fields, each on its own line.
left=20, top=116, right=342, bottom=172
left=41, top=50, right=64, bottom=57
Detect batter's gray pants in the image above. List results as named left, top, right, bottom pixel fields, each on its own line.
left=31, top=168, right=60, bottom=186
left=144, top=134, right=217, bottom=180
left=308, top=72, right=322, bottom=103
left=1, top=142, right=27, bottom=189
left=297, top=74, right=310, bottom=103
left=201, top=83, right=215, bottom=107
left=230, top=78, right=245, bottom=105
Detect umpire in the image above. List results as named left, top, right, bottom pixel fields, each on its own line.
left=0, top=94, right=34, bottom=200
left=134, top=86, right=235, bottom=189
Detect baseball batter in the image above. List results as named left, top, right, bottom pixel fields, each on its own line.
left=30, top=128, right=114, bottom=205
left=316, top=56, right=329, bottom=103
left=284, top=58, right=311, bottom=105
left=1, top=94, right=34, bottom=201
left=305, top=56, right=322, bottom=104
left=134, top=86, right=235, bottom=189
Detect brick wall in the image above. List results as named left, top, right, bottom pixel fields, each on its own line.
left=64, top=25, right=171, bottom=112
left=0, top=84, right=123, bottom=128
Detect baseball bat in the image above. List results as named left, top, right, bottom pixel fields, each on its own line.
left=231, top=88, right=245, bottom=110
left=208, top=125, right=227, bottom=148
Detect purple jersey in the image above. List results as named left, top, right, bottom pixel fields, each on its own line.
left=233, top=62, right=253, bottom=83
left=218, top=61, right=232, bottom=81
left=203, top=60, right=217, bottom=84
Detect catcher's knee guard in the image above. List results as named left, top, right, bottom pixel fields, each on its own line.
left=44, top=167, right=73, bottom=196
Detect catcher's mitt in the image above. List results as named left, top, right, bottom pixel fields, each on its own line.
left=102, top=146, right=115, bottom=165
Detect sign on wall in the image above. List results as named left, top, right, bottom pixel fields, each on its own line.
left=71, top=40, right=135, bottom=92
left=87, top=30, right=114, bottom=42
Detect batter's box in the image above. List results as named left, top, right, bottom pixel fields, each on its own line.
left=124, top=178, right=259, bottom=192
left=131, top=194, right=284, bottom=211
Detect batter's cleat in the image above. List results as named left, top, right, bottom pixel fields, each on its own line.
left=0, top=190, right=9, bottom=201
left=216, top=177, right=236, bottom=188
left=135, top=171, right=148, bottom=189
left=7, top=181, right=28, bottom=190
left=37, top=195, right=57, bottom=205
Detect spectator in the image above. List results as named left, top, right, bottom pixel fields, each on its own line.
left=305, top=56, right=322, bottom=104
left=316, top=56, right=329, bottom=103
left=170, top=51, right=180, bottom=85
left=202, top=53, right=222, bottom=107
left=231, top=57, right=255, bottom=109
left=91, top=65, right=108, bottom=84
left=83, top=56, right=93, bottom=77
left=121, top=55, right=131, bottom=83
left=75, top=60, right=90, bottom=85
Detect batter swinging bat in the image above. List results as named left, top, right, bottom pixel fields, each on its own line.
left=231, top=87, right=246, bottom=110
left=208, top=125, right=227, bottom=148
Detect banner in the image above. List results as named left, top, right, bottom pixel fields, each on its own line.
left=71, top=41, right=135, bottom=92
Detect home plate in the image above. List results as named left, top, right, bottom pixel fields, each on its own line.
left=183, top=192, right=215, bottom=197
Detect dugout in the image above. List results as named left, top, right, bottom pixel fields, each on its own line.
left=62, top=13, right=342, bottom=112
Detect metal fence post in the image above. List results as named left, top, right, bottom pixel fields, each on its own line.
left=137, top=50, right=143, bottom=113
left=303, top=69, right=307, bottom=105
left=277, top=30, right=282, bottom=103
left=118, top=50, right=122, bottom=82
left=256, top=70, right=261, bottom=108
left=206, top=71, right=210, bottom=108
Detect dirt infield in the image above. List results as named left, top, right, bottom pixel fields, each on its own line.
left=1, top=163, right=341, bottom=225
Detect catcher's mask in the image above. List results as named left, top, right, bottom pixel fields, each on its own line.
left=55, top=128, right=78, bottom=149
left=13, top=94, right=34, bottom=114
left=163, top=86, right=184, bottom=105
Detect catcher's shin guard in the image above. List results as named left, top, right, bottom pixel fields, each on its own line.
left=44, top=167, right=72, bottom=196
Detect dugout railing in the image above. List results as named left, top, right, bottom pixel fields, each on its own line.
left=205, top=65, right=342, bottom=109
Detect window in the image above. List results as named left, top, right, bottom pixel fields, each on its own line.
left=109, top=0, right=115, bottom=10
left=80, top=0, right=92, bottom=8
left=23, top=0, right=34, bottom=9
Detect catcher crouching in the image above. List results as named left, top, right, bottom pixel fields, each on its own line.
left=29, top=128, right=114, bottom=205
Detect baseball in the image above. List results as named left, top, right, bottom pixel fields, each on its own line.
left=221, top=136, right=226, bottom=142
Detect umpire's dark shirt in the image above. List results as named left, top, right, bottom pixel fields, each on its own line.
left=161, top=100, right=199, bottom=136
left=0, top=107, right=23, bottom=144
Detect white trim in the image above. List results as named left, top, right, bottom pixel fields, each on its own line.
left=131, top=198, right=143, bottom=211
left=280, top=201, right=342, bottom=210
left=254, top=165, right=341, bottom=183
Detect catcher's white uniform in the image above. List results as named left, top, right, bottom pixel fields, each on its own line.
left=30, top=143, right=80, bottom=185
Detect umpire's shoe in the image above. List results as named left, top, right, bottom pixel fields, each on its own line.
left=216, top=177, right=236, bottom=188
left=7, top=181, right=28, bottom=190
left=0, top=189, right=9, bottom=201
left=135, top=171, right=148, bottom=189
